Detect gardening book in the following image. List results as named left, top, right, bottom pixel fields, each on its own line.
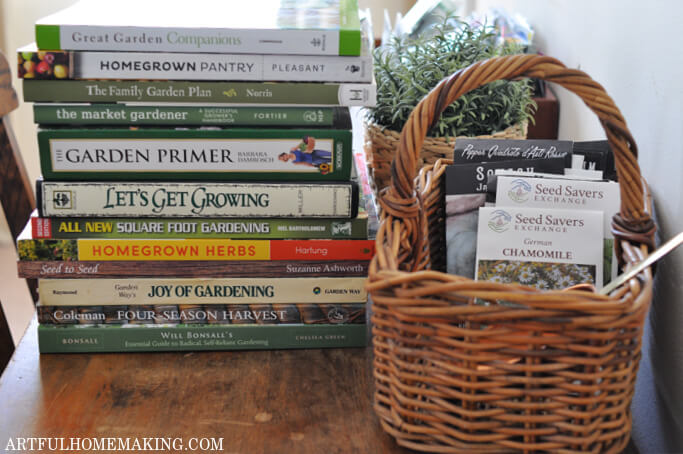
left=33, top=104, right=351, bottom=127
left=494, top=175, right=620, bottom=283
left=36, top=181, right=359, bottom=218
left=38, top=277, right=368, bottom=305
left=35, top=0, right=362, bottom=56
left=37, top=127, right=352, bottom=181
left=445, top=158, right=565, bottom=278
left=30, top=212, right=368, bottom=239
left=18, top=260, right=370, bottom=279
left=22, top=80, right=377, bottom=107
left=452, top=139, right=573, bottom=167
left=475, top=206, right=604, bottom=290
left=18, top=44, right=372, bottom=82
left=38, top=323, right=367, bottom=353
left=37, top=302, right=366, bottom=325
left=17, top=227, right=375, bottom=262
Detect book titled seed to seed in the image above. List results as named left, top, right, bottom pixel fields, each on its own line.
left=475, top=206, right=604, bottom=290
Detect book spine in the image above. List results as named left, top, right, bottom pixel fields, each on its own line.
left=23, top=80, right=377, bottom=107
left=19, top=49, right=372, bottom=82
left=37, top=128, right=352, bottom=182
left=36, top=181, right=359, bottom=218
left=38, top=277, right=368, bottom=305
left=36, top=25, right=361, bottom=56
left=37, top=323, right=367, bottom=353
left=17, top=238, right=375, bottom=261
left=30, top=216, right=368, bottom=239
left=18, top=260, right=370, bottom=279
left=37, top=303, right=367, bottom=325
left=33, top=104, right=349, bottom=127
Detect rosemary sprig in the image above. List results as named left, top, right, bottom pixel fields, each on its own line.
left=368, top=17, right=535, bottom=138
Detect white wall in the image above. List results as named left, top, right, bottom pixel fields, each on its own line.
left=476, top=0, right=683, bottom=450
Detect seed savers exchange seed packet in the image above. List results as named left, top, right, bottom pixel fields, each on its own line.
left=494, top=175, right=620, bottom=284
left=475, top=206, right=604, bottom=290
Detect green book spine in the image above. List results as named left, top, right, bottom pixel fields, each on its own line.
left=38, top=127, right=352, bottom=182
left=37, top=303, right=367, bottom=325
left=33, top=105, right=350, bottom=127
left=23, top=80, right=377, bottom=107
left=31, top=215, right=368, bottom=239
left=38, top=323, right=367, bottom=352
left=35, top=0, right=361, bottom=56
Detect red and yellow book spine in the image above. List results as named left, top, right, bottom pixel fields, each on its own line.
left=44, top=239, right=375, bottom=261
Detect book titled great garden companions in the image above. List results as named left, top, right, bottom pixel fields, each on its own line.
left=475, top=206, right=604, bottom=290
left=35, top=0, right=363, bottom=56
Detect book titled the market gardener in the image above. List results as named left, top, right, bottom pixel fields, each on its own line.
left=33, top=105, right=351, bottom=127
left=35, top=0, right=362, bottom=56
left=37, top=127, right=352, bottom=181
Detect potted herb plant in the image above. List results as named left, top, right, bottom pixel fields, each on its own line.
left=365, top=17, right=535, bottom=191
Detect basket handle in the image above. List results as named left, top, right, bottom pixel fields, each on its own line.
left=389, top=54, right=655, bottom=255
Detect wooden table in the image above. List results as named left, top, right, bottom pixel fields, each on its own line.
left=0, top=319, right=411, bottom=454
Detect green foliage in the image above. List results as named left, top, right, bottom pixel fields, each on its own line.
left=368, top=17, right=535, bottom=137
left=18, top=239, right=78, bottom=260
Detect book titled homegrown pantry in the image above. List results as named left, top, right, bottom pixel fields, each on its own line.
left=35, top=0, right=363, bottom=56
left=18, top=45, right=372, bottom=82
left=475, top=206, right=604, bottom=290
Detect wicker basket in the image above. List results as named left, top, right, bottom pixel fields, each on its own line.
left=364, top=118, right=527, bottom=193
left=367, top=54, right=657, bottom=453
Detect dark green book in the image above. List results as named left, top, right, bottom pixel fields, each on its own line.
left=37, top=303, right=367, bottom=325
left=38, top=323, right=367, bottom=353
left=30, top=213, right=368, bottom=239
left=33, top=104, right=351, bottom=127
left=23, top=80, right=377, bottom=106
left=38, top=127, right=352, bottom=181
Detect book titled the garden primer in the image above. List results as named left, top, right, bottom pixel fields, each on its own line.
left=475, top=206, right=604, bottom=290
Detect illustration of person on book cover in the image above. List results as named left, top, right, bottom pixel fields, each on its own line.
left=278, top=136, right=332, bottom=171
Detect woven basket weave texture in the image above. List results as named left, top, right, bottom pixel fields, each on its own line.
left=364, top=120, right=527, bottom=193
left=367, top=54, right=656, bottom=454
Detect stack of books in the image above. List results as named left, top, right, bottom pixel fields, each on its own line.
left=16, top=0, right=377, bottom=353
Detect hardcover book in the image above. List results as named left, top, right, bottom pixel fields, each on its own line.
left=494, top=175, right=620, bottom=283
left=30, top=212, right=368, bottom=239
left=35, top=0, right=363, bottom=56
left=38, top=277, right=368, bottom=305
left=36, top=180, right=359, bottom=218
left=23, top=79, right=377, bottom=107
left=18, top=260, right=370, bottom=279
left=38, top=323, right=367, bottom=353
left=37, top=127, right=352, bottom=181
left=33, top=104, right=351, bottom=127
left=18, top=45, right=372, bottom=82
left=475, top=206, right=604, bottom=290
left=37, top=302, right=367, bottom=325
left=445, top=158, right=565, bottom=278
